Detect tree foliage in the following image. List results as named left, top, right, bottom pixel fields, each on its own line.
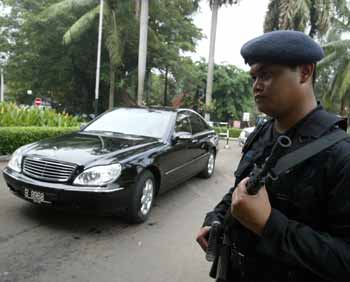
left=1, top=0, right=202, bottom=115
left=1, top=0, right=95, bottom=112
left=317, top=3, right=350, bottom=115
left=211, top=63, right=253, bottom=121
left=150, top=59, right=254, bottom=122
left=264, top=0, right=336, bottom=38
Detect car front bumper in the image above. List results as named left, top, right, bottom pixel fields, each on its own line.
left=2, top=167, right=133, bottom=213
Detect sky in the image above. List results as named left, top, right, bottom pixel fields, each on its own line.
left=191, top=0, right=269, bottom=70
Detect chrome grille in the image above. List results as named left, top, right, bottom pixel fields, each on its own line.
left=23, top=157, right=77, bottom=182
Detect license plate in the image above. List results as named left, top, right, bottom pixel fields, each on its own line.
left=24, top=188, right=51, bottom=204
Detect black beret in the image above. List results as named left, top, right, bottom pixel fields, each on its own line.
left=240, top=30, right=324, bottom=65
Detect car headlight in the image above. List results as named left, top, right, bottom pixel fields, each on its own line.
left=73, top=163, right=122, bottom=186
left=8, top=147, right=26, bottom=172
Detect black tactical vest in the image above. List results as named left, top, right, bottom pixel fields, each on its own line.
left=226, top=108, right=347, bottom=282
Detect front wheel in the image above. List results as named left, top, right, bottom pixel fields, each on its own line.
left=199, top=150, right=215, bottom=178
left=127, top=170, right=156, bottom=224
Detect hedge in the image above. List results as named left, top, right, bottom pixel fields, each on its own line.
left=0, top=127, right=79, bottom=155
left=0, top=102, right=82, bottom=127
left=213, top=127, right=242, bottom=138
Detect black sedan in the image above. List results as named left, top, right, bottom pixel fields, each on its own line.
left=3, top=107, right=219, bottom=223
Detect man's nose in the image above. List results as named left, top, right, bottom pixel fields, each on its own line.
left=253, top=78, right=263, bottom=93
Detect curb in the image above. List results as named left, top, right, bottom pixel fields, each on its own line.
left=219, top=137, right=238, bottom=141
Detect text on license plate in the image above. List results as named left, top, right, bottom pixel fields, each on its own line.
left=24, top=188, right=51, bottom=204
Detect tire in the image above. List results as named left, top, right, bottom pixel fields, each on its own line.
left=199, top=150, right=215, bottom=178
left=127, top=170, right=156, bottom=224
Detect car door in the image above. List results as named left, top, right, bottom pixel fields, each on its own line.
left=159, top=112, right=194, bottom=190
left=188, top=112, right=213, bottom=173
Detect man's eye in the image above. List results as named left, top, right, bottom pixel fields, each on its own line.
left=260, top=72, right=271, bottom=80
left=251, top=76, right=256, bottom=82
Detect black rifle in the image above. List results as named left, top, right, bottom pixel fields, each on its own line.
left=206, top=221, right=222, bottom=262
left=207, top=135, right=292, bottom=281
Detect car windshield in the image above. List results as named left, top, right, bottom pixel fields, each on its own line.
left=83, top=108, right=173, bottom=139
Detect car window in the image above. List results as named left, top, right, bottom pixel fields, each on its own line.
left=175, top=113, right=192, bottom=134
left=189, top=113, right=209, bottom=134
left=83, top=108, right=173, bottom=139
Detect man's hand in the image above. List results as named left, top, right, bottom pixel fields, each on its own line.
left=196, top=226, right=211, bottom=252
left=231, top=177, right=271, bottom=235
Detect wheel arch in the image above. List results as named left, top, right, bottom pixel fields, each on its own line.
left=209, top=145, right=217, bottom=158
left=145, top=165, right=161, bottom=196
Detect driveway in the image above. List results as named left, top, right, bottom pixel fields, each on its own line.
left=0, top=140, right=242, bottom=282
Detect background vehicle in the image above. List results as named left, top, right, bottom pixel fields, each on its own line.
left=238, top=126, right=255, bottom=146
left=3, top=107, right=219, bottom=223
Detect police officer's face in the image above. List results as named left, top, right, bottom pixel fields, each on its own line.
left=249, top=63, right=301, bottom=118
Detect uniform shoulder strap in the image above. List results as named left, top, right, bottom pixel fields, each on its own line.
left=297, top=109, right=347, bottom=138
left=270, top=129, right=349, bottom=177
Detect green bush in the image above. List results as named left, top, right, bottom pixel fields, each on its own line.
left=213, top=127, right=242, bottom=138
left=0, top=102, right=82, bottom=127
left=0, top=127, right=79, bottom=155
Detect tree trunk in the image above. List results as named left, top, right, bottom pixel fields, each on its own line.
left=340, top=94, right=346, bottom=116
left=109, top=62, right=115, bottom=109
left=145, top=68, right=151, bottom=105
left=205, top=0, right=219, bottom=121
left=0, top=67, right=4, bottom=103
left=135, top=0, right=140, bottom=18
left=164, top=66, right=169, bottom=106
left=309, top=0, right=317, bottom=38
left=137, top=0, right=149, bottom=106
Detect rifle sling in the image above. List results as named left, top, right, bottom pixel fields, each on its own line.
left=270, top=130, right=348, bottom=177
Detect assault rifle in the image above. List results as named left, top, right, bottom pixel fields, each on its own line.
left=207, top=135, right=292, bottom=281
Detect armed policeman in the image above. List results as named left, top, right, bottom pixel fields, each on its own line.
left=196, top=30, right=350, bottom=282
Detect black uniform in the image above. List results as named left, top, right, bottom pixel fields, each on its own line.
left=203, top=106, right=350, bottom=281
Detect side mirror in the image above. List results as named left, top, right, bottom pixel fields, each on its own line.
left=172, top=132, right=192, bottom=144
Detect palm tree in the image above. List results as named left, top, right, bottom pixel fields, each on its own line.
left=41, top=0, right=123, bottom=110
left=318, top=8, right=350, bottom=115
left=205, top=0, right=240, bottom=121
left=264, top=0, right=350, bottom=114
left=320, top=39, right=350, bottom=114
left=137, top=0, right=149, bottom=106
left=264, top=0, right=333, bottom=38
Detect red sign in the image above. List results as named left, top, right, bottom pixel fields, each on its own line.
left=34, top=98, right=42, bottom=106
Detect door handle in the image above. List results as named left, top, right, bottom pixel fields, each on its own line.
left=192, top=139, right=199, bottom=143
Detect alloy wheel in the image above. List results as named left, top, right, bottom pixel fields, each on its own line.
left=140, top=179, right=154, bottom=216
left=207, top=152, right=215, bottom=175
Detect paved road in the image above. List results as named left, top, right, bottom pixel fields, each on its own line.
left=0, top=141, right=242, bottom=282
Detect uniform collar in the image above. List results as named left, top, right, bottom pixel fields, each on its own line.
left=284, top=105, right=341, bottom=139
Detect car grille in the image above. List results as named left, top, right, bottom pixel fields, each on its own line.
left=23, top=157, right=77, bottom=182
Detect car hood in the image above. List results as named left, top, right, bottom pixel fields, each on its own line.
left=23, top=131, right=163, bottom=166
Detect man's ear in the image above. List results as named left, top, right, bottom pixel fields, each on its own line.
left=299, top=64, right=315, bottom=84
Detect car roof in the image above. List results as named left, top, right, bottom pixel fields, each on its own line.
left=111, top=106, right=200, bottom=115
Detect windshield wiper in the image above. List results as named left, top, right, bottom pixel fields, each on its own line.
left=81, top=130, right=118, bottom=136
left=110, top=132, right=152, bottom=139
